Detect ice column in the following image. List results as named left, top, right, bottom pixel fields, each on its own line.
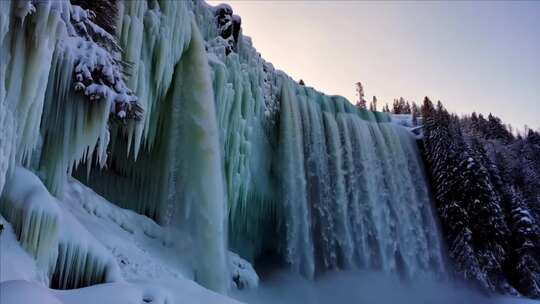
left=170, top=20, right=228, bottom=294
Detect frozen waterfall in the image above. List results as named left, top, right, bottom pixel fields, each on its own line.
left=276, top=80, right=446, bottom=279
left=0, top=0, right=448, bottom=296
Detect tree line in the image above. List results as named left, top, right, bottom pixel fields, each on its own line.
left=420, top=97, right=540, bottom=298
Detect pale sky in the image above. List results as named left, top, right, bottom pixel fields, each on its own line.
left=208, top=1, right=539, bottom=129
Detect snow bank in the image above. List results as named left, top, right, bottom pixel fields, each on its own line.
left=391, top=113, right=415, bottom=127
left=229, top=252, right=259, bottom=290
left=0, top=167, right=120, bottom=289
left=60, top=178, right=191, bottom=283
left=63, top=177, right=258, bottom=293
left=52, top=208, right=121, bottom=289
left=0, top=280, right=243, bottom=304
left=57, top=281, right=243, bottom=304
left=0, top=281, right=63, bottom=304
left=0, top=167, right=60, bottom=274
left=0, top=217, right=40, bottom=282
left=0, top=171, right=248, bottom=302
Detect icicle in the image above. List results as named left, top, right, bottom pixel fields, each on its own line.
left=39, top=41, right=112, bottom=196
left=209, top=51, right=278, bottom=263
left=1, top=0, right=65, bottom=166
left=76, top=0, right=194, bottom=221
left=0, top=91, right=15, bottom=196
left=115, top=0, right=192, bottom=157
left=51, top=209, right=121, bottom=290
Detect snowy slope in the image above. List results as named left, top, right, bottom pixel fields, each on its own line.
left=0, top=280, right=241, bottom=304
left=0, top=216, right=40, bottom=283
left=0, top=170, right=246, bottom=303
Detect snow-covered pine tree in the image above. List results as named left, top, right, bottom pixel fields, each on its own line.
left=462, top=137, right=514, bottom=293
left=507, top=186, right=540, bottom=297
left=404, top=101, right=412, bottom=114
left=486, top=114, right=514, bottom=143
left=369, top=96, right=377, bottom=111
left=522, top=130, right=540, bottom=222
left=411, top=102, right=419, bottom=126
left=71, top=0, right=119, bottom=36
left=355, top=82, right=367, bottom=109
left=482, top=124, right=540, bottom=298
left=422, top=98, right=485, bottom=286
left=420, top=99, right=535, bottom=295
left=468, top=113, right=490, bottom=139
left=392, top=98, right=400, bottom=114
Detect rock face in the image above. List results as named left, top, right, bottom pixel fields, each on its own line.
left=214, top=4, right=242, bottom=54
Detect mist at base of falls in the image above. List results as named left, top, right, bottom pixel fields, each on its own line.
left=231, top=270, right=521, bottom=304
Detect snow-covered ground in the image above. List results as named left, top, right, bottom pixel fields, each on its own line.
left=0, top=168, right=247, bottom=304
left=0, top=279, right=239, bottom=304
left=0, top=216, right=39, bottom=283
left=391, top=113, right=417, bottom=128
left=391, top=113, right=424, bottom=138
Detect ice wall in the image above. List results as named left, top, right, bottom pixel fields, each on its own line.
left=206, top=33, right=281, bottom=263
left=197, top=3, right=447, bottom=280
left=272, top=79, right=447, bottom=279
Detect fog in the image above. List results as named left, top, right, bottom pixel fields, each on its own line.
left=232, top=270, right=536, bottom=304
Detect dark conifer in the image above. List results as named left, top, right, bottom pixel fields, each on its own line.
left=419, top=99, right=540, bottom=296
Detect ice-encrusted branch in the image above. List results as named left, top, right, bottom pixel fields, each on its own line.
left=66, top=4, right=143, bottom=121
